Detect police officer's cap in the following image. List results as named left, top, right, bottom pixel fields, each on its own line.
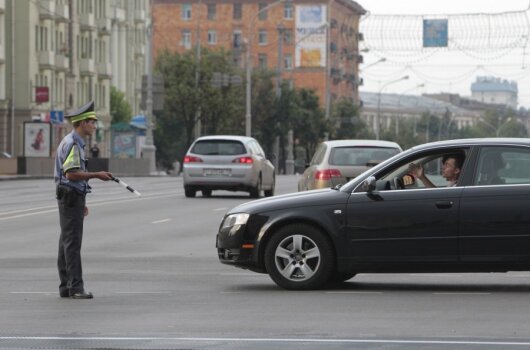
left=65, top=101, right=98, bottom=123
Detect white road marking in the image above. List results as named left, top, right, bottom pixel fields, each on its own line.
left=326, top=291, right=383, bottom=295
left=1, top=336, right=530, bottom=347
left=0, top=209, right=58, bottom=221
left=213, top=207, right=228, bottom=211
left=9, top=292, right=55, bottom=294
left=113, top=291, right=172, bottom=294
left=433, top=292, right=491, bottom=295
left=152, top=218, right=171, bottom=224
left=0, top=192, right=180, bottom=221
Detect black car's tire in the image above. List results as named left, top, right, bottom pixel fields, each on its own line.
left=184, top=187, right=196, bottom=198
left=264, top=224, right=335, bottom=290
left=264, top=175, right=275, bottom=197
left=201, top=189, right=212, bottom=197
left=249, top=176, right=262, bottom=198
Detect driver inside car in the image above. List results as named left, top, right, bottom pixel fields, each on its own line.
left=408, top=153, right=465, bottom=188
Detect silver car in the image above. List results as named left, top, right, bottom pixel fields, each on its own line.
left=182, top=135, right=275, bottom=198
left=298, top=139, right=402, bottom=191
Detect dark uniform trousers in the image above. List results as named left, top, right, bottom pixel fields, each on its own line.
left=57, top=185, right=86, bottom=296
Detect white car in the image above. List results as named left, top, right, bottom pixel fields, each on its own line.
left=182, top=135, right=275, bottom=198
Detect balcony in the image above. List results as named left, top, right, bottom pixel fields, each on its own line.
left=135, top=9, right=146, bottom=23
left=79, top=58, right=96, bottom=75
left=55, top=54, right=69, bottom=71
left=97, top=17, right=112, bottom=36
left=97, top=62, right=112, bottom=79
left=39, top=0, right=55, bottom=20
left=38, top=51, right=55, bottom=69
left=80, top=13, right=96, bottom=31
left=55, top=3, right=69, bottom=23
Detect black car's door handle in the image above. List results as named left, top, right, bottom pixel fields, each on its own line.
left=435, top=200, right=454, bottom=209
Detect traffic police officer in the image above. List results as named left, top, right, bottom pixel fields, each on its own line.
left=54, top=101, right=113, bottom=299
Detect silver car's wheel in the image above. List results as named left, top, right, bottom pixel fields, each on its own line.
left=265, top=224, right=334, bottom=290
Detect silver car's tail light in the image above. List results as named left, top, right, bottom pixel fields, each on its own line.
left=184, top=155, right=203, bottom=163
left=315, top=169, right=342, bottom=180
left=232, top=156, right=253, bottom=164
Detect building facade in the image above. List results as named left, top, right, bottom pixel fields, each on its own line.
left=471, top=76, right=518, bottom=109
left=360, top=91, right=481, bottom=138
left=152, top=0, right=365, bottom=115
left=0, top=0, right=149, bottom=158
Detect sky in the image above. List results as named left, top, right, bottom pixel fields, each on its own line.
left=354, top=0, right=530, bottom=107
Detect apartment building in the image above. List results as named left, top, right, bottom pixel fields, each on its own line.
left=471, top=76, right=518, bottom=109
left=152, top=0, right=365, bottom=113
left=0, top=0, right=149, bottom=158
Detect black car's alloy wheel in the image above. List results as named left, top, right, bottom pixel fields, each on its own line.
left=264, top=224, right=334, bottom=290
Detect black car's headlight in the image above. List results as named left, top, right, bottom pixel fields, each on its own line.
left=221, top=213, right=250, bottom=235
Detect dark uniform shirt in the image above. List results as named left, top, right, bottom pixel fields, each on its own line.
left=54, top=131, right=90, bottom=194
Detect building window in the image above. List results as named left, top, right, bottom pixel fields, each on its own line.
left=258, top=3, right=267, bottom=20
left=207, top=4, right=216, bottom=20
left=258, top=30, right=267, bottom=45
left=233, top=3, right=242, bottom=20
left=258, top=54, right=267, bottom=69
left=208, top=30, right=217, bottom=45
left=181, top=30, right=191, bottom=49
left=233, top=30, right=242, bottom=48
left=284, top=54, right=293, bottom=70
left=284, top=3, right=293, bottom=19
left=182, top=4, right=192, bottom=20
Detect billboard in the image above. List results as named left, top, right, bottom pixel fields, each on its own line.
left=295, top=5, right=327, bottom=68
left=24, top=122, right=51, bottom=157
left=423, top=19, right=448, bottom=47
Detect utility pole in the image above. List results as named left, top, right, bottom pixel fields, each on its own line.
left=194, top=0, right=202, bottom=139
left=142, top=1, right=157, bottom=174
left=10, top=0, right=15, bottom=155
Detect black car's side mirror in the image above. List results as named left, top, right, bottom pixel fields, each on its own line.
left=361, top=176, right=377, bottom=192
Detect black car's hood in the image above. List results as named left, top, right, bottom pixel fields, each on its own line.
left=227, top=188, right=350, bottom=215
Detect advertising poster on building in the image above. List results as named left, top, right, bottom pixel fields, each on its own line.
left=111, top=132, right=136, bottom=158
left=24, top=122, right=51, bottom=157
left=295, top=5, right=327, bottom=68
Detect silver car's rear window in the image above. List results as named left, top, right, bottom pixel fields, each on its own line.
left=191, top=140, right=246, bottom=155
left=330, top=147, right=400, bottom=166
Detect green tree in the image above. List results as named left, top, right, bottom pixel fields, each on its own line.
left=330, top=98, right=372, bottom=140
left=291, top=88, right=329, bottom=158
left=155, top=49, right=246, bottom=167
left=110, top=87, right=132, bottom=124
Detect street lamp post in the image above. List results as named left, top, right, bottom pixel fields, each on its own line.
left=362, top=57, right=386, bottom=71
left=375, top=75, right=409, bottom=140
left=478, top=117, right=512, bottom=137
left=245, top=0, right=289, bottom=137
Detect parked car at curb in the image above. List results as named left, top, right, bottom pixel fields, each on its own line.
left=298, top=139, right=402, bottom=191
left=217, top=138, right=530, bottom=290
left=182, top=135, right=275, bottom=198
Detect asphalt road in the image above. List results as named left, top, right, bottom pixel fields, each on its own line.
left=2, top=176, right=530, bottom=350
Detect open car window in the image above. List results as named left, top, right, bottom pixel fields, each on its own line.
left=365, top=148, right=469, bottom=191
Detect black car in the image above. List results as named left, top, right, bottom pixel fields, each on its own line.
left=217, top=138, right=530, bottom=290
